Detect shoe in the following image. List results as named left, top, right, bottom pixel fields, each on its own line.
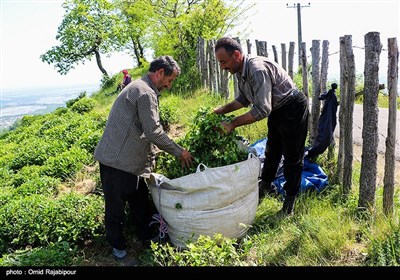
left=258, top=180, right=277, bottom=199
left=112, top=248, right=140, bottom=266
left=112, top=248, right=126, bottom=258
left=276, top=195, right=296, bottom=217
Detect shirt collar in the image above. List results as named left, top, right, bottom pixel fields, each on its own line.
left=142, top=74, right=161, bottom=97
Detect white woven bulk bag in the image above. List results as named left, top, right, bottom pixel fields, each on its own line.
left=149, top=154, right=260, bottom=248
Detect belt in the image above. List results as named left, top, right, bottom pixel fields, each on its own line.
left=280, top=89, right=303, bottom=108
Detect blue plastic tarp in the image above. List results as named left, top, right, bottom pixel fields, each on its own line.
left=249, top=138, right=329, bottom=195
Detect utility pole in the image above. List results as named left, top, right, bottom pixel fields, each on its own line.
left=287, top=2, right=311, bottom=66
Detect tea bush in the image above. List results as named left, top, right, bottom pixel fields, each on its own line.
left=15, top=175, right=60, bottom=197
left=159, top=95, right=180, bottom=132
left=10, top=139, right=67, bottom=171
left=146, top=234, right=243, bottom=266
left=156, top=107, right=248, bottom=178
left=12, top=165, right=46, bottom=187
left=70, top=97, right=97, bottom=114
left=0, top=241, right=78, bottom=266
left=0, top=193, right=104, bottom=252
left=66, top=91, right=86, bottom=108
left=43, top=146, right=93, bottom=180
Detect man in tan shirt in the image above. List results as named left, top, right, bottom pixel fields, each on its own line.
left=214, top=37, right=308, bottom=217
left=94, top=56, right=193, bottom=262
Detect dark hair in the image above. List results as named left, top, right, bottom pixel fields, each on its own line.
left=215, top=37, right=243, bottom=55
left=331, top=83, right=338, bottom=90
left=149, top=55, right=181, bottom=76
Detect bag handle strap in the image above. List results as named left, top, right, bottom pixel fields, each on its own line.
left=196, top=163, right=208, bottom=173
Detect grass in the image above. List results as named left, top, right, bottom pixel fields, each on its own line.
left=1, top=69, right=400, bottom=267
left=63, top=77, right=400, bottom=266
left=85, top=77, right=399, bottom=266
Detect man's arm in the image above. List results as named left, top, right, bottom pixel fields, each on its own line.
left=213, top=100, right=244, bottom=114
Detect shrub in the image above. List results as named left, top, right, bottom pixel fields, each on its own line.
left=76, top=130, right=103, bottom=154
left=10, top=139, right=67, bottom=171
left=0, top=168, right=14, bottom=188
left=66, top=91, right=86, bottom=108
left=43, top=146, right=93, bottom=180
left=12, top=165, right=45, bottom=187
left=145, top=234, right=243, bottom=266
left=0, top=193, right=104, bottom=251
left=159, top=96, right=180, bottom=132
left=0, top=241, right=78, bottom=266
left=70, top=97, right=97, bottom=114
left=15, top=175, right=60, bottom=197
left=100, top=74, right=117, bottom=89
left=156, top=107, right=248, bottom=178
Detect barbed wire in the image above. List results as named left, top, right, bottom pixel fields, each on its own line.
left=260, top=45, right=388, bottom=59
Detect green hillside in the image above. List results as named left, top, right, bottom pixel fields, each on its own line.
left=0, top=67, right=399, bottom=267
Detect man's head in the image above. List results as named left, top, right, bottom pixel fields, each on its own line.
left=122, top=69, right=128, bottom=75
left=215, top=37, right=244, bottom=74
left=148, top=56, right=181, bottom=91
left=331, top=83, right=338, bottom=90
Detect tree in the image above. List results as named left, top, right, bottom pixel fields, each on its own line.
left=40, top=0, right=124, bottom=77
left=115, top=0, right=154, bottom=67
left=148, top=0, right=252, bottom=91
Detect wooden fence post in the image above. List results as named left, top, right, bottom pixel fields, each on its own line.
left=321, top=40, right=330, bottom=94
left=198, top=38, right=207, bottom=88
left=342, top=35, right=356, bottom=195
left=220, top=69, right=230, bottom=99
left=281, top=43, right=287, bottom=70
left=335, top=37, right=346, bottom=184
left=272, top=45, right=279, bottom=64
left=320, top=40, right=335, bottom=161
left=310, top=40, right=321, bottom=146
left=288, top=42, right=295, bottom=79
left=246, top=39, right=252, bottom=55
left=359, top=32, right=382, bottom=210
left=256, top=40, right=268, bottom=57
left=207, top=40, right=215, bottom=92
left=301, top=42, right=309, bottom=97
left=383, top=37, right=398, bottom=215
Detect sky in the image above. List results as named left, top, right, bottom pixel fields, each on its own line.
left=1, top=0, right=399, bottom=91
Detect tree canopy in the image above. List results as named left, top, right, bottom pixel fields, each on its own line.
left=40, top=0, right=124, bottom=77
left=41, top=0, right=251, bottom=88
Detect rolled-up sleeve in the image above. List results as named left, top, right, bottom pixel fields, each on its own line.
left=235, top=94, right=251, bottom=107
left=249, top=70, right=272, bottom=120
left=135, top=93, right=183, bottom=157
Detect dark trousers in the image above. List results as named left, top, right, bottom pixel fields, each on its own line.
left=260, top=91, right=309, bottom=197
left=99, top=163, right=154, bottom=250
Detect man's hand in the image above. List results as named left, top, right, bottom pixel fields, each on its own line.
left=220, top=121, right=234, bottom=134
left=179, top=149, right=194, bottom=169
left=214, top=121, right=234, bottom=135
left=213, top=107, right=224, bottom=114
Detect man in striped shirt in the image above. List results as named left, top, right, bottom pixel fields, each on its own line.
left=94, top=56, right=193, bottom=262
left=214, top=37, right=309, bottom=217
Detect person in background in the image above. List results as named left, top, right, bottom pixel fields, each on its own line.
left=116, top=69, right=132, bottom=91
left=94, top=56, right=193, bottom=264
left=213, top=37, right=309, bottom=217
left=306, top=83, right=339, bottom=160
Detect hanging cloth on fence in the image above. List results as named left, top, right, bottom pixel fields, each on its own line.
left=307, top=84, right=339, bottom=159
